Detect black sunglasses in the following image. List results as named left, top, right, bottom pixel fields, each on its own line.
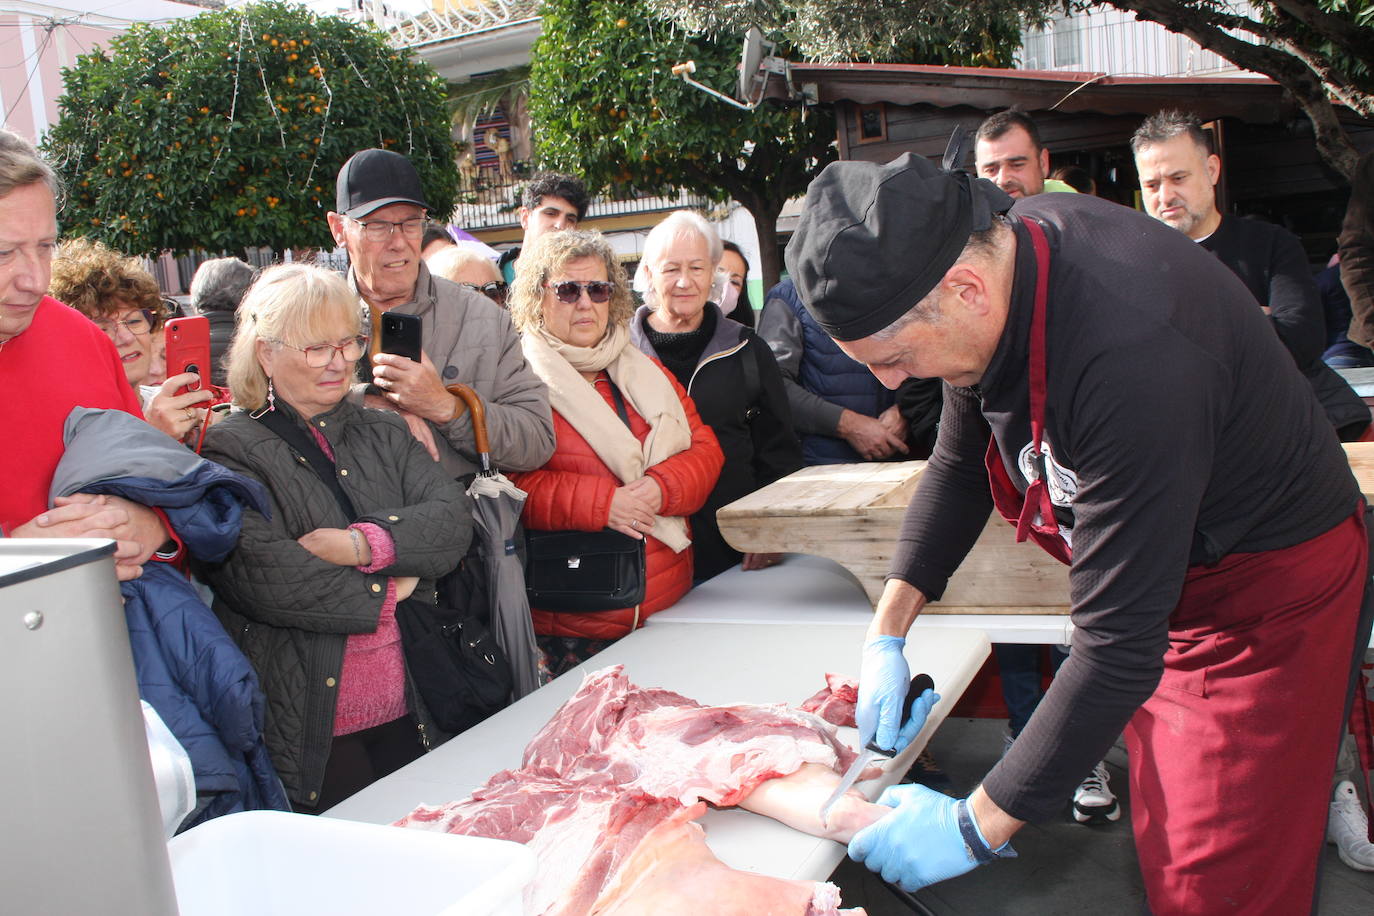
left=461, top=281, right=509, bottom=305
left=547, top=280, right=614, bottom=304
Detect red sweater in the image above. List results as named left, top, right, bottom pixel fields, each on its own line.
left=511, top=365, right=723, bottom=640
left=0, top=297, right=143, bottom=534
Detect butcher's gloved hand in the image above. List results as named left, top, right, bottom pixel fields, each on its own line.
left=848, top=784, right=1015, bottom=893
left=857, top=635, right=910, bottom=751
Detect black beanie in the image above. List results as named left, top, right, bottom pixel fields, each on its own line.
left=784, top=153, right=1013, bottom=341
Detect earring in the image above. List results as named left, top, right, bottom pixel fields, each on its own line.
left=249, top=377, right=276, bottom=418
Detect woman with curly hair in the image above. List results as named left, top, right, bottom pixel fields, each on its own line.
left=49, top=238, right=212, bottom=440
left=508, top=229, right=723, bottom=678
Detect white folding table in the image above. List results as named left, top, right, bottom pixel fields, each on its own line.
left=326, top=620, right=989, bottom=884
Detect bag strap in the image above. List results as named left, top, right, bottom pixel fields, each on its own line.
left=604, top=376, right=632, bottom=429
left=739, top=333, right=760, bottom=421
left=253, top=408, right=359, bottom=521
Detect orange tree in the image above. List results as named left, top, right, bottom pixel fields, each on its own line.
left=42, top=1, right=458, bottom=256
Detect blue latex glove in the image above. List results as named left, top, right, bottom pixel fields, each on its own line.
left=856, top=635, right=910, bottom=750
left=848, top=784, right=1015, bottom=892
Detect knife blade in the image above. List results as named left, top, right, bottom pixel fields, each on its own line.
left=819, top=673, right=935, bottom=827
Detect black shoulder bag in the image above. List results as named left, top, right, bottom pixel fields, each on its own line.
left=524, top=379, right=647, bottom=612
left=253, top=409, right=512, bottom=735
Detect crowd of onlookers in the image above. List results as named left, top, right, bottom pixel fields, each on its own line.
left=2, top=104, right=1372, bottom=846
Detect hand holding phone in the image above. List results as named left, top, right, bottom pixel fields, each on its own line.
left=164, top=316, right=211, bottom=397
left=379, top=311, right=423, bottom=364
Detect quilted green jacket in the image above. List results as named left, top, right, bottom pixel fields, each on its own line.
left=200, top=398, right=472, bottom=806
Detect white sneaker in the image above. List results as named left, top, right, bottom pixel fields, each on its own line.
left=1072, top=760, right=1121, bottom=823
left=1328, top=780, right=1374, bottom=872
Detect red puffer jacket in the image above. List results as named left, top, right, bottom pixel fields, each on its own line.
left=511, top=364, right=724, bottom=640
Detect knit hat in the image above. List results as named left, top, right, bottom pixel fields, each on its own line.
left=784, top=153, right=1013, bottom=341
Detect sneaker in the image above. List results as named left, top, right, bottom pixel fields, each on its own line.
left=1327, top=780, right=1374, bottom=872
left=1072, top=760, right=1121, bottom=824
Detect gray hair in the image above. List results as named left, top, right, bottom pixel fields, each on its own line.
left=635, top=210, right=724, bottom=304
left=0, top=129, right=60, bottom=199
left=1131, top=110, right=1212, bottom=157
left=426, top=246, right=499, bottom=285
left=190, top=257, right=256, bottom=315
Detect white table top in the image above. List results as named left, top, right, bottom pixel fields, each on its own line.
left=654, top=554, right=1076, bottom=645
left=326, top=621, right=990, bottom=884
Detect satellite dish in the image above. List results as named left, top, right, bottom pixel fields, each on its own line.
left=738, top=27, right=766, bottom=103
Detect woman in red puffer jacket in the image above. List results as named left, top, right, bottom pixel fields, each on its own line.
left=509, top=229, right=723, bottom=678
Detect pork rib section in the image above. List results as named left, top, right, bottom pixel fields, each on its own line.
left=396, top=665, right=884, bottom=915
left=800, top=673, right=859, bottom=728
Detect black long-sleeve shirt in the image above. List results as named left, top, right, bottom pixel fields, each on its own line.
left=890, top=193, right=1360, bottom=822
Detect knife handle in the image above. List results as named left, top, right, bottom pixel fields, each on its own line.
left=866, top=673, right=935, bottom=754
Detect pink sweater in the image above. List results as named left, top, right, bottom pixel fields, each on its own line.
left=311, top=428, right=408, bottom=736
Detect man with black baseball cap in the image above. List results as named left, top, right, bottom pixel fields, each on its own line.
left=327, top=148, right=553, bottom=479
left=788, top=153, right=1370, bottom=911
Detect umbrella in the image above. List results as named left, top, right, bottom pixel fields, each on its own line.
left=448, top=383, right=541, bottom=699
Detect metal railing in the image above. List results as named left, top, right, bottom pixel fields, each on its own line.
left=451, top=179, right=715, bottom=231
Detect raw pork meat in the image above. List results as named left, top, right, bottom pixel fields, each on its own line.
left=396, top=666, right=887, bottom=915
left=519, top=666, right=868, bottom=807
left=589, top=802, right=868, bottom=916
left=800, top=673, right=859, bottom=728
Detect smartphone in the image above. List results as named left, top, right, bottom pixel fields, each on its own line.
left=380, top=311, right=423, bottom=364
left=164, top=316, right=211, bottom=397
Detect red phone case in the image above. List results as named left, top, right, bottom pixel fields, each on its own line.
left=164, top=316, right=211, bottom=397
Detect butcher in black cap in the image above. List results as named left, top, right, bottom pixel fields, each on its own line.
left=326, top=149, right=553, bottom=479
left=788, top=153, right=1370, bottom=912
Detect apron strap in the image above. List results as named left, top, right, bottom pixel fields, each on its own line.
left=1015, top=217, right=1060, bottom=546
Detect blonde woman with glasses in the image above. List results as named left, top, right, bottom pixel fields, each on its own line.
left=200, top=263, right=473, bottom=811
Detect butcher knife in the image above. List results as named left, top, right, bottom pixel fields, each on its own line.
left=819, top=673, right=935, bottom=826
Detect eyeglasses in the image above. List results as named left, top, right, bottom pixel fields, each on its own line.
left=275, top=335, right=369, bottom=368
left=349, top=216, right=429, bottom=242
left=94, top=309, right=154, bottom=340
left=546, top=280, right=614, bottom=304
left=460, top=281, right=509, bottom=306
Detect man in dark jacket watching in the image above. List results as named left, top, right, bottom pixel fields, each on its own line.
left=327, top=148, right=555, bottom=479
left=1133, top=109, right=1369, bottom=439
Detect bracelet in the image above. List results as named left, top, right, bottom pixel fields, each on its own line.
left=349, top=527, right=363, bottom=566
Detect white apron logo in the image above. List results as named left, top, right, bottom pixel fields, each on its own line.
left=1017, top=437, right=1078, bottom=508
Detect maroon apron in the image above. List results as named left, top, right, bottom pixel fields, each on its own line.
left=988, top=217, right=1369, bottom=914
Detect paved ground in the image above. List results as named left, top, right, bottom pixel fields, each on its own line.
left=828, top=717, right=1374, bottom=915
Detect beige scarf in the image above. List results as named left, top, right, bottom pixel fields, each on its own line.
left=521, top=323, right=693, bottom=552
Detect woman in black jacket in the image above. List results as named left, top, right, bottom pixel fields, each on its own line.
left=630, top=211, right=802, bottom=582
left=201, top=264, right=472, bottom=811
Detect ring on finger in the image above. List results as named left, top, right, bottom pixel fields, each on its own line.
left=631, top=520, right=638, bottom=528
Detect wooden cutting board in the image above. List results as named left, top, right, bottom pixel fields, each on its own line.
left=718, top=444, right=1374, bottom=612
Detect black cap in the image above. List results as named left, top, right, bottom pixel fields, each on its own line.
left=335, top=149, right=429, bottom=219
left=784, top=153, right=1013, bottom=341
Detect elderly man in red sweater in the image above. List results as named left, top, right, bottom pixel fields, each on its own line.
left=0, top=130, right=168, bottom=577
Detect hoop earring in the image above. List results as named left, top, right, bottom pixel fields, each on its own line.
left=249, top=377, right=276, bottom=418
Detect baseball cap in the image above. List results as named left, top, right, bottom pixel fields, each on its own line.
left=335, top=148, right=429, bottom=219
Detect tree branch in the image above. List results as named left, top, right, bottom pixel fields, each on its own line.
left=1112, top=0, right=1360, bottom=179
left=1263, top=0, right=1374, bottom=65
